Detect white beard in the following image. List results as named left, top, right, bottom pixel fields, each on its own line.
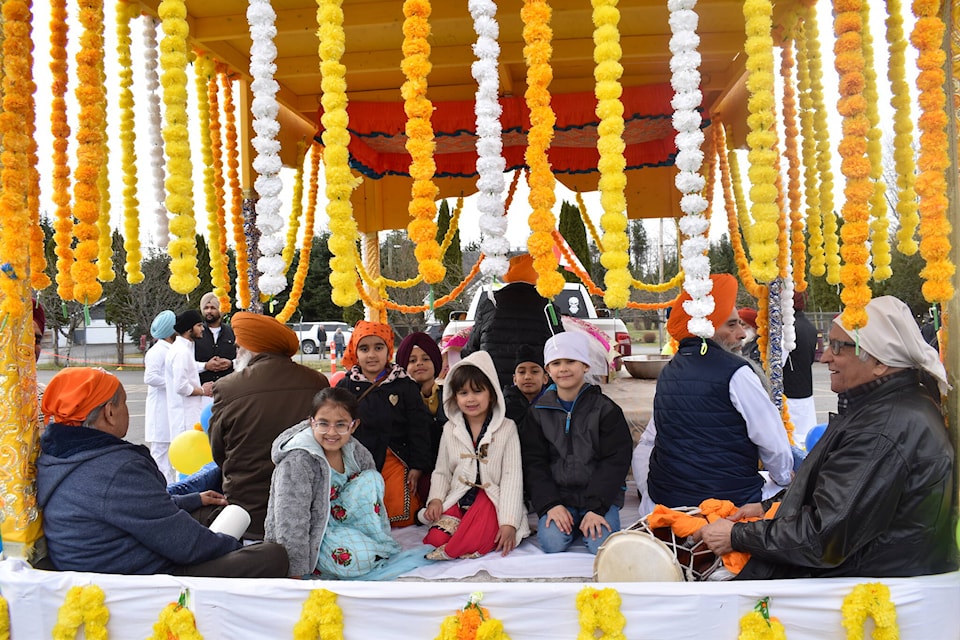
left=233, top=347, right=254, bottom=372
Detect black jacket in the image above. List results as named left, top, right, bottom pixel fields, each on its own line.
left=463, top=283, right=562, bottom=388
left=783, top=311, right=817, bottom=398
left=520, top=384, right=632, bottom=517
left=732, top=371, right=956, bottom=579
left=195, top=323, right=237, bottom=384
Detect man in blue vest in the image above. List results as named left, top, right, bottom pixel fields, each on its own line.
left=632, top=274, right=793, bottom=514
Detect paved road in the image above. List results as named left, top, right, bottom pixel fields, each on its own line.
left=37, top=346, right=837, bottom=447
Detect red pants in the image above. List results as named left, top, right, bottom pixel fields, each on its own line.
left=423, top=489, right=499, bottom=558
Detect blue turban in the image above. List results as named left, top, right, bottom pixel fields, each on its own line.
left=151, top=310, right=176, bottom=339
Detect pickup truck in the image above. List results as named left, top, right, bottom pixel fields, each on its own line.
left=442, top=282, right=632, bottom=367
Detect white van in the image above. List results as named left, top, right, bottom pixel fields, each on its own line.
left=290, top=322, right=352, bottom=355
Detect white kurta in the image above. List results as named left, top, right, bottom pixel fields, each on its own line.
left=164, top=336, right=204, bottom=436
left=143, top=339, right=172, bottom=443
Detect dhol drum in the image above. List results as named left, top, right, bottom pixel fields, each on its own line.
left=593, top=508, right=728, bottom=582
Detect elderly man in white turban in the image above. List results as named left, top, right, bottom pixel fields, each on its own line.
left=696, top=296, right=955, bottom=579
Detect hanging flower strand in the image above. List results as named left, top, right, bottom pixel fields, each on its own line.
left=401, top=0, right=445, bottom=285
left=282, top=139, right=307, bottom=275
left=796, top=21, right=824, bottom=279
left=159, top=0, right=200, bottom=294
left=911, top=0, right=955, bottom=306
left=143, top=16, right=169, bottom=248
left=593, top=0, right=630, bottom=310
left=277, top=143, right=321, bottom=323
left=207, top=63, right=231, bottom=309
left=670, top=0, right=713, bottom=338
left=96, top=37, right=115, bottom=286
left=522, top=0, right=564, bottom=297
left=71, top=0, right=107, bottom=304
left=219, top=64, right=251, bottom=309
left=248, top=0, right=287, bottom=297
left=50, top=0, right=75, bottom=299
left=25, top=16, right=47, bottom=291
left=886, top=0, right=919, bottom=255
left=117, top=0, right=143, bottom=284
left=780, top=38, right=806, bottom=292
left=470, top=0, right=509, bottom=280
left=319, top=0, right=362, bottom=307
left=833, top=0, right=872, bottom=330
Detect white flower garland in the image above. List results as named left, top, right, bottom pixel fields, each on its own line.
left=143, top=16, right=169, bottom=248
left=781, top=262, right=796, bottom=363
left=470, top=0, right=508, bottom=278
left=248, top=0, right=286, bottom=296
left=669, top=0, right=712, bottom=337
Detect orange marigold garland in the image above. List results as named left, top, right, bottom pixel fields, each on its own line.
left=780, top=39, right=806, bottom=292
left=219, top=64, right=251, bottom=310
left=522, top=0, right=564, bottom=297
left=117, top=0, right=143, bottom=284
left=401, top=0, right=445, bottom=285
left=277, top=142, right=321, bottom=323
left=50, top=0, right=75, bottom=299
left=437, top=592, right=510, bottom=640
left=833, top=0, right=872, bottom=330
left=24, top=12, right=47, bottom=291
left=207, top=63, right=230, bottom=310
left=71, top=0, right=107, bottom=304
left=911, top=0, right=955, bottom=305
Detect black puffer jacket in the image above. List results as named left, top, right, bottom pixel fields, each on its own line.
left=732, top=371, right=956, bottom=579
left=462, top=283, right=562, bottom=388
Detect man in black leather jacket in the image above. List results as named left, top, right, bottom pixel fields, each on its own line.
left=697, top=296, right=956, bottom=579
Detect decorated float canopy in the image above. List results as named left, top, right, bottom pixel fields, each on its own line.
left=137, top=0, right=800, bottom=231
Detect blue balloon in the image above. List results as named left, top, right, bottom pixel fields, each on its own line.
left=805, top=423, right=827, bottom=451
left=199, top=403, right=213, bottom=433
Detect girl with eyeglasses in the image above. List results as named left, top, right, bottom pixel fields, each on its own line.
left=264, top=387, right=400, bottom=579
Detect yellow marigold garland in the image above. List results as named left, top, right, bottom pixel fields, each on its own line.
left=440, top=196, right=464, bottom=255
left=717, top=125, right=765, bottom=299
left=804, top=5, right=840, bottom=284
left=0, top=593, right=8, bottom=640
left=0, top=0, right=33, bottom=318
left=780, top=39, right=806, bottom=292
left=738, top=598, right=786, bottom=640
left=160, top=0, right=200, bottom=295
left=726, top=130, right=752, bottom=251
left=437, top=592, right=509, bottom=640
left=96, top=28, right=115, bottom=285
left=911, top=0, right=955, bottom=305
left=319, top=0, right=362, bottom=308
left=576, top=587, right=626, bottom=640
left=206, top=63, right=230, bottom=310
left=276, top=142, right=321, bottom=323
left=116, top=0, right=143, bottom=284
left=885, top=0, right=919, bottom=255
left=151, top=602, right=203, bottom=640
left=841, top=583, right=898, bottom=640
left=796, top=21, right=824, bottom=279
left=522, top=0, right=564, bottom=298
left=219, top=64, right=250, bottom=310
left=52, top=585, right=109, bottom=640
left=401, top=0, right=445, bottom=285
left=283, top=139, right=308, bottom=275
left=574, top=191, right=604, bottom=252
left=293, top=589, right=344, bottom=640
left=70, top=0, right=107, bottom=304
left=741, top=0, right=781, bottom=284
left=50, top=0, right=75, bottom=300
left=194, top=52, right=228, bottom=305
left=591, top=0, right=630, bottom=309
left=833, top=0, right=872, bottom=330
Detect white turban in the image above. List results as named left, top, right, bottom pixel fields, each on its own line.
left=835, top=296, right=949, bottom=395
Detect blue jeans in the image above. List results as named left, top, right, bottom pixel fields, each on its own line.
left=167, top=462, right=222, bottom=496
left=537, top=504, right=621, bottom=555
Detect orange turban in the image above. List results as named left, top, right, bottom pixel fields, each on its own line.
left=232, top=312, right=299, bottom=357
left=667, top=273, right=739, bottom=341
left=503, top=253, right=537, bottom=284
left=343, top=320, right=394, bottom=370
left=42, top=368, right=121, bottom=426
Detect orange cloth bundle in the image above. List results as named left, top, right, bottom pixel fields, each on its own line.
left=646, top=499, right=779, bottom=575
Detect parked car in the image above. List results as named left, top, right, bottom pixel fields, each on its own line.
left=289, top=322, right=352, bottom=355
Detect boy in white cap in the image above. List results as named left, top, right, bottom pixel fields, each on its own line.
left=143, top=310, right=177, bottom=482
left=519, top=331, right=632, bottom=554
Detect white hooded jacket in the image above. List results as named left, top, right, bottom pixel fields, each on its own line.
left=427, top=351, right=530, bottom=543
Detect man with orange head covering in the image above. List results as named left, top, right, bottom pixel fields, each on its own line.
left=209, top=312, right=328, bottom=539
left=632, top=274, right=793, bottom=515
left=462, top=253, right=563, bottom=388
left=36, top=367, right=288, bottom=576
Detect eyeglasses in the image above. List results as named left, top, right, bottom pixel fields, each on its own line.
left=309, top=418, right=357, bottom=434
left=828, top=339, right=858, bottom=355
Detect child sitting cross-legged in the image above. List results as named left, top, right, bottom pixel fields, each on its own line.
left=421, top=351, right=530, bottom=560
left=520, top=331, right=633, bottom=554
left=264, top=387, right=400, bottom=578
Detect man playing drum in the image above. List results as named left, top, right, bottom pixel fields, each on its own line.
left=697, top=296, right=956, bottom=579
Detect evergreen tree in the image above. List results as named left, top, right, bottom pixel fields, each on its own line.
left=558, top=200, right=592, bottom=283
left=628, top=219, right=649, bottom=277
left=434, top=199, right=464, bottom=323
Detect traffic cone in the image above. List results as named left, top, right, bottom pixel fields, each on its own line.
left=330, top=349, right=337, bottom=374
